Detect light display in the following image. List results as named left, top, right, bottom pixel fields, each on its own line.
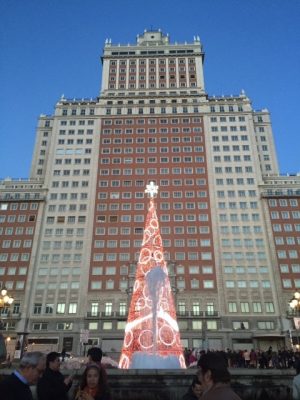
left=119, top=182, right=186, bottom=369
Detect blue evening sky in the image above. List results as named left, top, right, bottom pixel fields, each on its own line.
left=1, top=0, right=299, bottom=178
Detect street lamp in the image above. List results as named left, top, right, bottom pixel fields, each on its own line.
left=0, top=287, right=14, bottom=309
left=289, top=291, right=300, bottom=313
left=0, top=286, right=14, bottom=362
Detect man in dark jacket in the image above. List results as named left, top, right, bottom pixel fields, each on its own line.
left=197, top=352, right=241, bottom=400
left=37, top=351, right=73, bottom=400
left=0, top=351, right=46, bottom=400
left=182, top=376, right=203, bottom=400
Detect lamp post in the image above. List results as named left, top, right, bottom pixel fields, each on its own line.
left=289, top=291, right=300, bottom=314
left=0, top=286, right=14, bottom=362
left=289, top=291, right=300, bottom=349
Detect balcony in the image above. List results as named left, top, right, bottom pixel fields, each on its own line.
left=86, top=312, right=100, bottom=318
left=178, top=310, right=220, bottom=318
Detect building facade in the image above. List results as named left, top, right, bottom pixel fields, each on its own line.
left=1, top=30, right=300, bottom=358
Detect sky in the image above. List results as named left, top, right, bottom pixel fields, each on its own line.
left=1, top=0, right=300, bottom=179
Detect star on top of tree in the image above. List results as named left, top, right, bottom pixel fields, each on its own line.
left=145, top=181, right=159, bottom=198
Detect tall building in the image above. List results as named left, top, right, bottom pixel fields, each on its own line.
left=1, top=30, right=300, bottom=358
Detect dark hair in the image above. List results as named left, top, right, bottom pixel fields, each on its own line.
left=80, top=364, right=108, bottom=397
left=197, top=352, right=231, bottom=384
left=87, top=347, right=103, bottom=363
left=46, top=351, right=60, bottom=368
left=191, top=377, right=201, bottom=388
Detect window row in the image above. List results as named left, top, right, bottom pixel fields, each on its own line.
left=51, top=181, right=89, bottom=188
left=103, top=117, right=200, bottom=125
left=89, top=279, right=215, bottom=290
left=0, top=203, right=38, bottom=211
left=213, top=155, right=252, bottom=162
left=216, top=178, right=255, bottom=185
left=0, top=253, right=30, bottom=262
left=55, top=148, right=92, bottom=155
left=224, top=266, right=268, bottom=274
left=102, top=136, right=202, bottom=144
left=219, top=213, right=260, bottom=222
left=60, top=119, right=94, bottom=125
left=213, top=145, right=250, bottom=152
left=46, top=216, right=86, bottom=224
left=210, top=105, right=244, bottom=113
left=268, top=199, right=299, bottom=207
left=100, top=156, right=205, bottom=164
left=211, top=127, right=247, bottom=132
left=1, top=240, right=32, bottom=249
left=218, top=201, right=257, bottom=209
left=42, top=240, right=83, bottom=250
left=0, top=280, right=25, bottom=290
left=217, top=190, right=257, bottom=198
left=105, top=105, right=202, bottom=114
left=38, top=267, right=81, bottom=276
left=40, top=254, right=82, bottom=263
left=270, top=211, right=300, bottom=219
left=277, top=250, right=299, bottom=259
left=225, top=280, right=270, bottom=288
left=96, top=213, right=209, bottom=223
left=0, top=267, right=27, bottom=275
left=280, top=264, right=300, bottom=273
left=57, top=139, right=93, bottom=145
left=48, top=204, right=87, bottom=212
left=228, top=301, right=274, bottom=313
left=273, top=224, right=300, bottom=232
left=0, top=215, right=36, bottom=223
left=49, top=192, right=88, bottom=200
left=44, top=228, right=84, bottom=236
left=222, top=252, right=266, bottom=261
left=91, top=252, right=213, bottom=262
left=97, top=190, right=208, bottom=200
left=0, top=227, right=34, bottom=235
left=99, top=167, right=205, bottom=176
left=210, top=116, right=245, bottom=122
left=94, top=225, right=210, bottom=235
left=93, top=239, right=211, bottom=249
left=99, top=180, right=206, bottom=188
left=221, top=238, right=264, bottom=247
left=101, top=146, right=204, bottom=154
left=220, top=225, right=262, bottom=234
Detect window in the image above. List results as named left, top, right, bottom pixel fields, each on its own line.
left=33, top=303, right=42, bottom=314
left=57, top=303, right=65, bottom=314
left=69, top=303, right=77, bottom=314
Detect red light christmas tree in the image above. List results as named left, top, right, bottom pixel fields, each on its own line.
left=119, top=182, right=186, bottom=369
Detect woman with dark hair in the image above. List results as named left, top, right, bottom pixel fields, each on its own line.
left=75, top=364, right=111, bottom=400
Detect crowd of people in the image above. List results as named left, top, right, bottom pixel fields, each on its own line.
left=1, top=346, right=300, bottom=400
left=0, top=348, right=111, bottom=400
left=184, top=347, right=300, bottom=369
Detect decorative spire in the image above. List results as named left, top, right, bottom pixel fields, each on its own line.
left=119, top=184, right=185, bottom=369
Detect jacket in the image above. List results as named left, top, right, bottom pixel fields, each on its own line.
left=0, top=372, right=34, bottom=400
left=200, top=382, right=241, bottom=400
left=37, top=368, right=71, bottom=400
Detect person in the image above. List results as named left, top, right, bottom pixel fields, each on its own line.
left=197, top=352, right=242, bottom=400
left=87, top=347, right=103, bottom=366
left=61, top=348, right=67, bottom=362
left=293, top=359, right=300, bottom=399
left=182, top=376, right=203, bottom=400
left=75, top=363, right=111, bottom=400
left=37, top=351, right=73, bottom=400
left=0, top=351, right=46, bottom=400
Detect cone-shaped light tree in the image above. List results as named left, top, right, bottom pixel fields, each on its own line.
left=119, top=182, right=186, bottom=369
